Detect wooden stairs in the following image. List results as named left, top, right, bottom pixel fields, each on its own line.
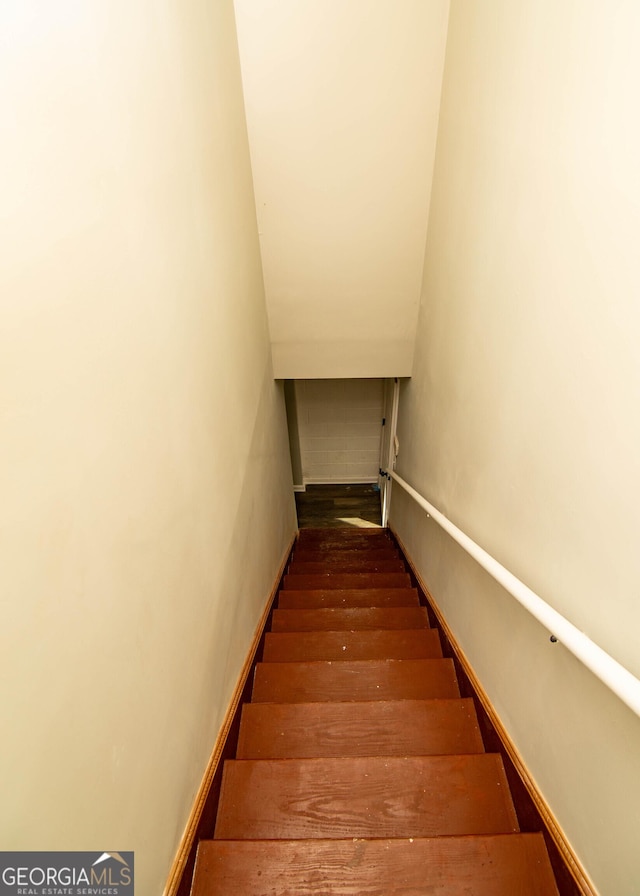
left=191, top=527, right=560, bottom=895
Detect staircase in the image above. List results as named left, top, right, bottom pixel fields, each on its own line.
left=191, top=527, right=560, bottom=895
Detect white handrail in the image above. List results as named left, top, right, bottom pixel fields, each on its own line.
left=389, top=469, right=640, bottom=718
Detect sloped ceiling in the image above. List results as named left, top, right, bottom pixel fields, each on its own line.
left=234, top=0, right=450, bottom=378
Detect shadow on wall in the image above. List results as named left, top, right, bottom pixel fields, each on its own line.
left=155, top=358, right=298, bottom=891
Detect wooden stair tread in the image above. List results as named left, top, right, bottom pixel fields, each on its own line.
left=271, top=606, right=430, bottom=631
left=292, top=550, right=401, bottom=561
left=237, top=698, right=484, bottom=759
left=252, top=659, right=459, bottom=702
left=214, top=754, right=519, bottom=839
left=263, top=629, right=441, bottom=661
left=283, top=572, right=411, bottom=590
left=278, top=588, right=419, bottom=609
left=288, top=559, right=406, bottom=574
left=193, top=833, right=560, bottom=896
left=293, top=546, right=400, bottom=561
left=294, top=533, right=390, bottom=554
left=188, top=532, right=562, bottom=896
left=297, top=528, right=390, bottom=542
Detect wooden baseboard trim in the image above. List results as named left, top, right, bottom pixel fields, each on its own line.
left=162, top=534, right=296, bottom=896
left=390, top=526, right=599, bottom=896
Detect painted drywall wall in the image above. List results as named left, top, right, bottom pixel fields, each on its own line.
left=234, top=0, right=450, bottom=378
left=295, top=379, right=383, bottom=483
left=390, top=2, right=640, bottom=893
left=0, top=3, right=296, bottom=894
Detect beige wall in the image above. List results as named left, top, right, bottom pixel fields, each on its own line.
left=295, top=379, right=383, bottom=484
left=234, top=0, right=450, bottom=379
left=0, top=2, right=296, bottom=894
left=391, top=3, right=640, bottom=894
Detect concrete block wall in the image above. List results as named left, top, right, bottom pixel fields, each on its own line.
left=295, top=379, right=384, bottom=483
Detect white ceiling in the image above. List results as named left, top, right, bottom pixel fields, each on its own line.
left=234, top=0, right=450, bottom=378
